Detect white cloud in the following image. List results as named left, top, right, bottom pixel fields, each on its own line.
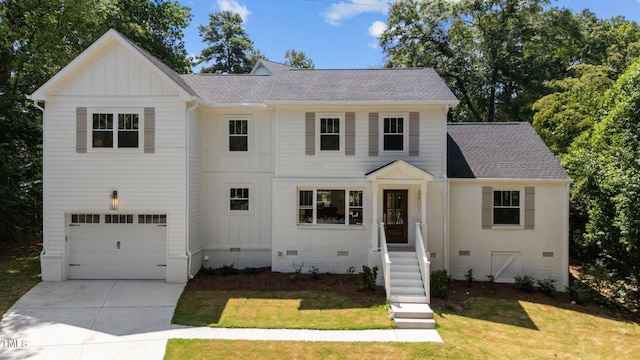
left=217, top=0, right=251, bottom=21
left=322, top=0, right=389, bottom=26
left=368, top=20, right=386, bottom=37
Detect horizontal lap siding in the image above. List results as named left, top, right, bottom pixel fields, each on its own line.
left=275, top=106, right=446, bottom=178
left=44, top=97, right=187, bottom=259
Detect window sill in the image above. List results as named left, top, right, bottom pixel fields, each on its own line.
left=491, top=224, right=524, bottom=230
left=297, top=224, right=366, bottom=230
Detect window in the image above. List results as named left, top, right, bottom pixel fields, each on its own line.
left=230, top=188, right=249, bottom=211
left=92, top=111, right=140, bottom=148
left=105, top=214, right=133, bottom=224
left=298, top=189, right=363, bottom=225
left=320, top=117, right=340, bottom=151
left=493, top=190, right=520, bottom=225
left=383, top=116, right=405, bottom=151
left=229, top=119, right=248, bottom=152
left=138, top=214, right=167, bottom=224
left=71, top=214, right=100, bottom=224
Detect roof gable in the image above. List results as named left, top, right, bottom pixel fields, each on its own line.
left=29, top=29, right=195, bottom=101
left=366, top=160, right=434, bottom=182
left=447, top=122, right=571, bottom=181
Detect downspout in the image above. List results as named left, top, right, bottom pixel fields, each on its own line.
left=443, top=104, right=450, bottom=272
left=185, top=100, right=199, bottom=279
left=33, top=101, right=47, bottom=259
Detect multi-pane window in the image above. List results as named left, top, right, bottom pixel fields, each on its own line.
left=383, top=117, right=404, bottom=151
left=493, top=190, right=520, bottom=225
left=229, top=120, right=248, bottom=152
left=320, top=117, right=340, bottom=151
left=71, top=214, right=100, bottom=224
left=138, top=214, right=167, bottom=224
left=230, top=188, right=249, bottom=211
left=298, top=189, right=363, bottom=225
left=92, top=112, right=139, bottom=148
left=105, top=214, right=134, bottom=224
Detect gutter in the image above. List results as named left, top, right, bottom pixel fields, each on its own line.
left=185, top=100, right=199, bottom=280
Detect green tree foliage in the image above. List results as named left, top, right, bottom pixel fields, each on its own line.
left=564, top=59, right=640, bottom=289
left=0, top=0, right=191, bottom=243
left=381, top=0, right=581, bottom=122
left=532, top=64, right=613, bottom=156
left=284, top=49, right=315, bottom=69
left=197, top=11, right=254, bottom=73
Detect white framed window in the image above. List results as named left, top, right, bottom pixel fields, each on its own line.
left=317, top=113, right=344, bottom=152
left=90, top=109, right=143, bottom=150
left=138, top=214, right=167, bottom=224
left=493, top=190, right=520, bottom=225
left=228, top=119, right=248, bottom=152
left=380, top=113, right=408, bottom=152
left=70, top=214, right=100, bottom=224
left=298, top=189, right=363, bottom=226
left=229, top=187, right=250, bottom=211
left=105, top=214, right=134, bottom=224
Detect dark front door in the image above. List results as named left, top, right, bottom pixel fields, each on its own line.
left=384, top=190, right=408, bottom=244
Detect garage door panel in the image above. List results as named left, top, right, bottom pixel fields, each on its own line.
left=68, top=215, right=167, bottom=280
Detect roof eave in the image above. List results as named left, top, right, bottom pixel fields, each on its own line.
left=448, top=177, right=573, bottom=183
left=264, top=99, right=460, bottom=106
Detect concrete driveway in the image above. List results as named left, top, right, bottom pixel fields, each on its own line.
left=0, top=280, right=185, bottom=360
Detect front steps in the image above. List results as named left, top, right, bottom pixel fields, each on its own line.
left=388, top=251, right=435, bottom=329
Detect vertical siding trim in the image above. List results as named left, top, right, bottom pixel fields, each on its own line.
left=76, top=107, right=87, bottom=153
left=144, top=107, right=155, bottom=153
left=482, top=186, right=493, bottom=229
left=409, top=112, right=419, bottom=156
left=305, top=112, right=315, bottom=155
left=368, top=112, right=378, bottom=156
left=524, top=186, right=535, bottom=229
left=345, top=112, right=355, bottom=156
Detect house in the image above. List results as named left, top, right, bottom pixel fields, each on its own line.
left=29, top=30, right=571, bottom=302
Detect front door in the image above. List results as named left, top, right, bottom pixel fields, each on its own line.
left=384, top=190, right=408, bottom=243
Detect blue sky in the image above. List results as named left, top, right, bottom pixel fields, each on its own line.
left=178, top=0, right=640, bottom=70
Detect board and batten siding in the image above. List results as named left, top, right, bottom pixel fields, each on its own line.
left=42, top=95, right=189, bottom=281
left=275, top=106, right=447, bottom=179
left=57, top=42, right=179, bottom=97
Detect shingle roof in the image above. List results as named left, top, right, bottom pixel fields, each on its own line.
left=447, top=122, right=571, bottom=180
left=179, top=67, right=457, bottom=104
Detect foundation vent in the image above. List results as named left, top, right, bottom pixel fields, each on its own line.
left=337, top=251, right=349, bottom=257
left=542, top=252, right=554, bottom=258
left=286, top=250, right=298, bottom=256
left=459, top=250, right=471, bottom=256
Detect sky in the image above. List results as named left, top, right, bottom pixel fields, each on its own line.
left=178, top=0, right=640, bottom=70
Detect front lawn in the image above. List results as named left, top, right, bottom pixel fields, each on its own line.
left=166, top=297, right=640, bottom=359
left=0, top=253, right=41, bottom=317
left=172, top=289, right=393, bottom=330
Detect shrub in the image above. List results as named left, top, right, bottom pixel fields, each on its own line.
left=290, top=262, right=304, bottom=281
left=486, top=274, right=495, bottom=285
left=308, top=265, right=320, bottom=280
left=537, top=278, right=556, bottom=295
left=566, top=281, right=593, bottom=305
left=431, top=269, right=452, bottom=299
left=464, top=269, right=475, bottom=284
left=359, top=265, right=379, bottom=291
left=221, top=263, right=239, bottom=276
left=514, top=275, right=535, bottom=293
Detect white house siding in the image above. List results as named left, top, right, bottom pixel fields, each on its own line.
left=274, top=105, right=447, bottom=179
left=40, top=42, right=190, bottom=282
left=200, top=108, right=274, bottom=269
left=448, top=180, right=570, bottom=289
left=187, top=105, right=203, bottom=276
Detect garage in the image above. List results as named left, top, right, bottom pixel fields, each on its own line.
left=67, top=213, right=167, bottom=279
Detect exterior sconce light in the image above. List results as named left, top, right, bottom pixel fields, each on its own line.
left=109, top=190, right=118, bottom=210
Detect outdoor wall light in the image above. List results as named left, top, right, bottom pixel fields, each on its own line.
left=109, top=190, right=118, bottom=210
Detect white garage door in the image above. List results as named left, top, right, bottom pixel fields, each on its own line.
left=68, top=214, right=167, bottom=279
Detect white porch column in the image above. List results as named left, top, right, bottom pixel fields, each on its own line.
left=371, top=181, right=379, bottom=251
left=421, top=182, right=427, bottom=224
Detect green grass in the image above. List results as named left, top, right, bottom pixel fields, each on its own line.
left=172, top=290, right=393, bottom=330
left=166, top=297, right=640, bottom=360
left=0, top=253, right=41, bottom=317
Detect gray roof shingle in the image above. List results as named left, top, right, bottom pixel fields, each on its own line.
left=447, top=122, right=571, bottom=180
left=180, top=67, right=457, bottom=104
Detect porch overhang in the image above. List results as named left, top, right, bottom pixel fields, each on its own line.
left=365, top=160, right=434, bottom=183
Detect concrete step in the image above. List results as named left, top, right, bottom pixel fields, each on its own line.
left=391, top=278, right=424, bottom=288
left=390, top=264, right=419, bottom=273
left=391, top=286, right=426, bottom=296
left=392, top=271, right=422, bottom=281
left=389, top=251, right=418, bottom=258
left=395, top=318, right=437, bottom=329
left=389, top=257, right=419, bottom=266
left=390, top=295, right=429, bottom=303
left=391, top=303, right=433, bottom=319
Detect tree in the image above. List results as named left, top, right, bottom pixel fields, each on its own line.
left=197, top=11, right=254, bottom=73
left=532, top=64, right=613, bottom=156
left=381, top=0, right=582, bottom=122
left=564, top=59, right=640, bottom=292
left=284, top=49, right=315, bottom=69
